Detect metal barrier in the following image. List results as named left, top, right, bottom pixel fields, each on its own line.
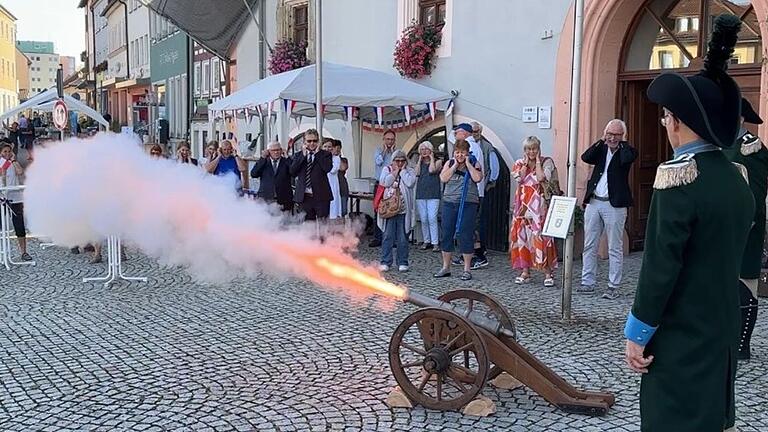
left=83, top=235, right=147, bottom=287
left=0, top=185, right=35, bottom=270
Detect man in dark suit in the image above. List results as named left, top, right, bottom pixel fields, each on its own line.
left=579, top=119, right=638, bottom=299
left=251, top=141, right=294, bottom=212
left=290, top=129, right=333, bottom=220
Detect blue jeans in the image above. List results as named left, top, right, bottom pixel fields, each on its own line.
left=380, top=213, right=409, bottom=266
left=440, top=201, right=478, bottom=254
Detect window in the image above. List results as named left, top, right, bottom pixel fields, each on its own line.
left=625, top=0, right=761, bottom=71
left=659, top=51, right=674, bottom=69
left=202, top=60, right=210, bottom=95
left=211, top=57, right=220, bottom=94
left=293, top=4, right=308, bottom=44
left=194, top=62, right=201, bottom=96
left=419, top=0, right=446, bottom=27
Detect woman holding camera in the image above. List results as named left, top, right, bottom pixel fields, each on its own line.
left=509, top=136, right=558, bottom=287
left=433, top=139, right=483, bottom=281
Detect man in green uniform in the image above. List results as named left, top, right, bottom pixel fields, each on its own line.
left=623, top=15, right=754, bottom=431
left=723, top=98, right=766, bottom=361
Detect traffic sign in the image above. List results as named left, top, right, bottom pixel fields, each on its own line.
left=53, top=99, right=68, bottom=130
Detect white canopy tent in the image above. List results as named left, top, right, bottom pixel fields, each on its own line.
left=208, top=62, right=454, bottom=176
left=1, top=88, right=109, bottom=128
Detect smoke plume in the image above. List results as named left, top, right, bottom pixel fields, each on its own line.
left=24, top=134, right=384, bottom=298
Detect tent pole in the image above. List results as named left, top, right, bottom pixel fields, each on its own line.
left=315, top=0, right=323, bottom=137
left=562, top=0, right=585, bottom=322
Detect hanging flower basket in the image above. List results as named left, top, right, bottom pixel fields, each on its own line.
left=268, top=39, right=309, bottom=75
left=393, top=23, right=442, bottom=79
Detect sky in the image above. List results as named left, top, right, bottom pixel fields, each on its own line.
left=2, top=0, right=85, bottom=61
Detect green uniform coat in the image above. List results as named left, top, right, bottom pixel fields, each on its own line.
left=723, top=133, right=768, bottom=279
left=632, top=151, right=754, bottom=431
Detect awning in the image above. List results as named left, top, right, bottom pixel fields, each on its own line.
left=0, top=88, right=109, bottom=128
left=141, top=0, right=258, bottom=61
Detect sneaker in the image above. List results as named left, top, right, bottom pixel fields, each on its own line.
left=432, top=244, right=441, bottom=252
left=368, top=240, right=382, bottom=247
left=470, top=257, right=489, bottom=270
left=379, top=264, right=390, bottom=272
left=452, top=256, right=464, bottom=266
left=419, top=243, right=431, bottom=250
left=577, top=285, right=596, bottom=295
left=70, top=247, right=80, bottom=255
left=398, top=265, right=409, bottom=272
left=602, top=289, right=619, bottom=300
left=20, top=253, right=33, bottom=261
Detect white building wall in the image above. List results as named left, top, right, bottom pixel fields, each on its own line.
left=105, top=6, right=127, bottom=81
left=127, top=0, right=150, bottom=80
left=93, top=0, right=109, bottom=67
left=24, top=51, right=59, bottom=94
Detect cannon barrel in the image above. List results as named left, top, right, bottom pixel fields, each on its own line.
left=403, top=290, right=516, bottom=339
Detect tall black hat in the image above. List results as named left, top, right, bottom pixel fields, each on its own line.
left=647, top=14, right=743, bottom=148
left=742, top=98, right=763, bottom=125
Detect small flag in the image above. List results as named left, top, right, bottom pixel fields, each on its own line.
left=375, top=106, right=384, bottom=125
left=284, top=99, right=296, bottom=117
left=344, top=106, right=355, bottom=122
left=428, top=102, right=437, bottom=121
left=402, top=105, right=412, bottom=124
left=446, top=99, right=454, bottom=117
left=0, top=158, right=11, bottom=171
left=255, top=105, right=263, bottom=118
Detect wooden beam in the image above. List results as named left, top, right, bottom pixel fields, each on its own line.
left=714, top=0, right=759, bottom=37
left=644, top=5, right=695, bottom=62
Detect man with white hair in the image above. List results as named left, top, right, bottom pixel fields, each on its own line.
left=579, top=119, right=637, bottom=299
left=251, top=141, right=293, bottom=212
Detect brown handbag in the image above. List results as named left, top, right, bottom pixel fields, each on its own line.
left=378, top=173, right=405, bottom=219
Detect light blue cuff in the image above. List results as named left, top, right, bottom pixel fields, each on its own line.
left=624, top=312, right=657, bottom=346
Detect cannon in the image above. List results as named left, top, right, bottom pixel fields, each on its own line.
left=388, top=289, right=615, bottom=415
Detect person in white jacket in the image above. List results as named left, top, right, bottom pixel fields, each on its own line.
left=322, top=139, right=342, bottom=219
left=378, top=150, right=416, bottom=272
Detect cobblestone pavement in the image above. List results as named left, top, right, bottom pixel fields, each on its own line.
left=0, top=241, right=766, bottom=431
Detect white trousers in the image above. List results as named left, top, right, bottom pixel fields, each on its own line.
left=416, top=199, right=440, bottom=245
left=581, top=199, right=627, bottom=288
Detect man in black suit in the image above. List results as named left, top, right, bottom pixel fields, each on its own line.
left=290, top=129, right=333, bottom=220
left=579, top=119, right=638, bottom=299
left=251, top=141, right=294, bottom=212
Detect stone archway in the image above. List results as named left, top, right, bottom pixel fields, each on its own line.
left=552, top=0, right=768, bottom=202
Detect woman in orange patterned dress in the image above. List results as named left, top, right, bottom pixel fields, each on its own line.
left=509, top=136, right=558, bottom=287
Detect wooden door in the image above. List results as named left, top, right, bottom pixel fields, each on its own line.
left=621, top=79, right=671, bottom=250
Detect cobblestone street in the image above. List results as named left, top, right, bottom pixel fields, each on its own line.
left=0, top=242, right=766, bottom=431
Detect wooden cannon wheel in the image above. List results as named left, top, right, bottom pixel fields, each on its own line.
left=437, top=289, right=516, bottom=380
left=388, top=308, right=489, bottom=410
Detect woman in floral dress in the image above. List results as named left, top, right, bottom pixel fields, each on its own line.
left=509, top=136, right=558, bottom=287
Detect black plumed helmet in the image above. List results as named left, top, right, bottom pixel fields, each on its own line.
left=647, top=14, right=743, bottom=148
left=742, top=98, right=763, bottom=125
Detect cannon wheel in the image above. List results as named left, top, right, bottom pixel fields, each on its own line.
left=437, top=289, right=516, bottom=380
left=389, top=308, right=489, bottom=410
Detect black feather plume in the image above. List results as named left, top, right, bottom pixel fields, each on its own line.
left=702, top=14, right=742, bottom=77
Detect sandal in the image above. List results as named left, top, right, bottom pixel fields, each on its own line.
left=514, top=275, right=531, bottom=284
left=544, top=277, right=555, bottom=287
left=460, top=271, right=472, bottom=281
left=433, top=268, right=451, bottom=278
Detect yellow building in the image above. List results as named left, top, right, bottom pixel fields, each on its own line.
left=0, top=4, right=16, bottom=115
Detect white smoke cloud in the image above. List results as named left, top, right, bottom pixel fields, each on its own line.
left=24, top=134, right=365, bottom=285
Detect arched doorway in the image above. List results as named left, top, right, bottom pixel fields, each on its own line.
left=620, top=0, right=763, bottom=249
left=407, top=127, right=512, bottom=252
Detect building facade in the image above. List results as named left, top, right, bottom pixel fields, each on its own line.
left=223, top=0, right=767, bottom=251
left=0, top=5, right=17, bottom=115
left=191, top=42, right=226, bottom=157
left=60, top=56, right=77, bottom=80
left=15, top=48, right=30, bottom=103
left=101, top=0, right=129, bottom=126
left=16, top=41, right=59, bottom=97
left=149, top=11, right=188, bottom=150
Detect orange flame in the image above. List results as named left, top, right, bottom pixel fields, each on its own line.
left=315, top=257, right=407, bottom=299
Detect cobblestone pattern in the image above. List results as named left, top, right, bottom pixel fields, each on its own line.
left=0, top=241, right=766, bottom=431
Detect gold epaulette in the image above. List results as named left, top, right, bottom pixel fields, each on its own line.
left=733, top=162, right=749, bottom=184
left=741, top=132, right=764, bottom=156
left=653, top=153, right=698, bottom=190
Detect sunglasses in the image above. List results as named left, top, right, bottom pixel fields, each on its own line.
left=306, top=139, right=319, bottom=143
left=394, top=159, right=406, bottom=163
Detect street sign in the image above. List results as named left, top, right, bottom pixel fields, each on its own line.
left=53, top=99, right=68, bottom=130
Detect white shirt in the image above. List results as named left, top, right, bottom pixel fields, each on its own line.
left=0, top=158, right=22, bottom=202
left=466, top=136, right=486, bottom=197
left=594, top=148, right=616, bottom=198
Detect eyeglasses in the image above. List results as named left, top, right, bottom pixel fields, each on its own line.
left=605, top=133, right=623, bottom=138
left=660, top=112, right=675, bottom=127
left=394, top=159, right=406, bottom=163
left=472, top=130, right=480, bottom=133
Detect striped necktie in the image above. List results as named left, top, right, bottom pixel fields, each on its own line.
left=305, top=153, right=314, bottom=190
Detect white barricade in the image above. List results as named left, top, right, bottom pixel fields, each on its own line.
left=83, top=235, right=147, bottom=287
left=0, top=185, right=35, bottom=270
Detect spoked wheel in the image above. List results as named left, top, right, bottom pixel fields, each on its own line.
left=389, top=308, right=489, bottom=410
left=437, top=289, right=516, bottom=380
